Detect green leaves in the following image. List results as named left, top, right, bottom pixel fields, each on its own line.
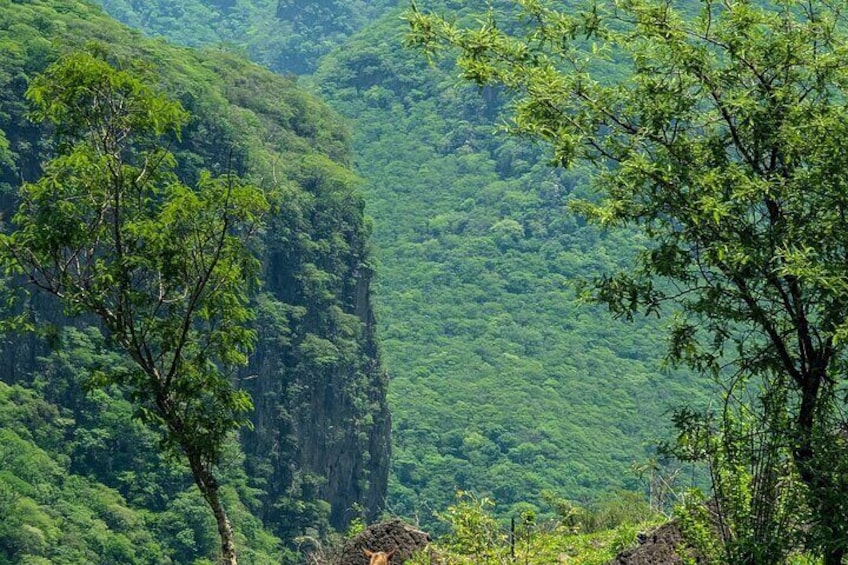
left=26, top=50, right=188, bottom=156
left=413, top=490, right=660, bottom=565
left=3, top=47, right=273, bottom=559
left=407, top=0, right=848, bottom=559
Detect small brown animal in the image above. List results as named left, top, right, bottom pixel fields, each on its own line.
left=363, top=548, right=397, bottom=565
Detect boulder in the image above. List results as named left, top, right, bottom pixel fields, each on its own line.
left=338, top=519, right=433, bottom=565
left=608, top=521, right=707, bottom=565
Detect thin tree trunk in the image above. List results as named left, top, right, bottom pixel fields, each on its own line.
left=794, top=371, right=847, bottom=565
left=207, top=481, right=238, bottom=565
left=188, top=452, right=238, bottom=565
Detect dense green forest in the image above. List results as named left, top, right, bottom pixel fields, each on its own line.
left=405, top=0, right=848, bottom=562
left=309, top=6, right=713, bottom=522
left=0, top=0, right=389, bottom=562
left=0, top=334, right=282, bottom=563
left=95, top=0, right=396, bottom=74
left=5, top=0, right=848, bottom=563
left=91, top=0, right=716, bottom=528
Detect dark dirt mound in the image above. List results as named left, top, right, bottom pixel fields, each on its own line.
left=337, top=519, right=433, bottom=565
left=609, top=521, right=707, bottom=565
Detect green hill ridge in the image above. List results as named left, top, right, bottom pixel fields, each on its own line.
left=0, top=0, right=388, bottom=562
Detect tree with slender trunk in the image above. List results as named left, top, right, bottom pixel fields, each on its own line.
left=2, top=48, right=270, bottom=565
left=407, top=0, right=848, bottom=562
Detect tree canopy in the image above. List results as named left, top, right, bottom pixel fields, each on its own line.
left=0, top=0, right=391, bottom=560
left=2, top=48, right=270, bottom=564
left=407, top=0, right=848, bottom=562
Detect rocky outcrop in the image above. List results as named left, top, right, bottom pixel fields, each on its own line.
left=337, top=519, right=433, bottom=565
left=609, top=522, right=707, bottom=565
left=240, top=163, right=390, bottom=534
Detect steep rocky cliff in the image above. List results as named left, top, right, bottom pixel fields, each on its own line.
left=242, top=154, right=391, bottom=533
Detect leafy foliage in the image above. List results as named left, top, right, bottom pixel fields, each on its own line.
left=93, top=0, right=397, bottom=74
left=4, top=48, right=272, bottom=562
left=0, top=373, right=284, bottom=564
left=669, top=398, right=808, bottom=564
left=85, top=0, right=712, bottom=530
left=406, top=0, right=848, bottom=561
left=0, top=0, right=387, bottom=559
left=405, top=491, right=661, bottom=565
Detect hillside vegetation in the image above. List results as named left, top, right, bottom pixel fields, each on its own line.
left=311, top=5, right=712, bottom=522
left=406, top=0, right=848, bottom=562
left=0, top=0, right=388, bottom=561
left=95, top=0, right=396, bottom=74
left=89, top=0, right=715, bottom=527
left=5, top=0, right=847, bottom=564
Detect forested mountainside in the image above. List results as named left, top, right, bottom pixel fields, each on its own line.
left=0, top=0, right=388, bottom=562
left=90, top=0, right=713, bottom=528
left=95, top=0, right=396, bottom=74
left=6, top=0, right=847, bottom=563
left=310, top=8, right=713, bottom=522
